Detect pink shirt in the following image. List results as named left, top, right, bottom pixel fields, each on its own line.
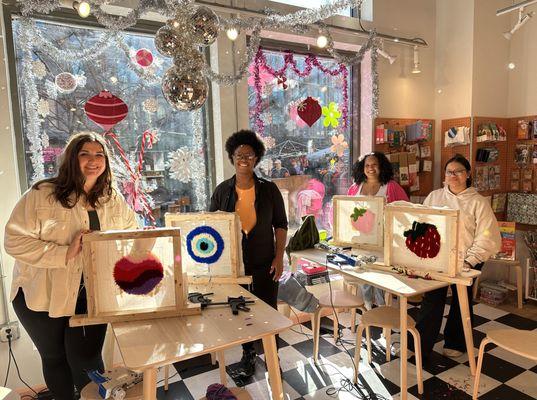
left=347, top=180, right=409, bottom=203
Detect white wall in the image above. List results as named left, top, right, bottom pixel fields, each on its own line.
left=507, top=2, right=537, bottom=117
left=471, top=0, right=511, bottom=117
left=369, top=0, right=436, bottom=119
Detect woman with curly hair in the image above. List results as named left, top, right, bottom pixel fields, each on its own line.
left=209, top=130, right=288, bottom=378
left=5, top=132, right=139, bottom=400
left=348, top=151, right=408, bottom=309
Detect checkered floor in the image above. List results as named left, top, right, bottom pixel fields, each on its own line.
left=155, top=299, right=537, bottom=400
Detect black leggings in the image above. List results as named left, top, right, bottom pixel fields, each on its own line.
left=241, top=267, right=279, bottom=353
left=12, top=289, right=107, bottom=400
left=413, top=263, right=483, bottom=355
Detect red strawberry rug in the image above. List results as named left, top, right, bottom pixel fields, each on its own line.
left=403, top=221, right=441, bottom=258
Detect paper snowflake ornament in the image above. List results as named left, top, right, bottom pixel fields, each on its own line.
left=330, top=134, right=348, bottom=156
left=37, top=98, right=50, bottom=117
left=32, top=61, right=47, bottom=79
left=143, top=98, right=158, bottom=113
left=167, top=147, right=201, bottom=183
left=322, top=102, right=342, bottom=128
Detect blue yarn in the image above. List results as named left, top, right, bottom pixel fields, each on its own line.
left=186, top=225, right=224, bottom=264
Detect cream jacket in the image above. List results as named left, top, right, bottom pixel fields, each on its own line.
left=4, top=183, right=139, bottom=317
left=424, top=186, right=501, bottom=267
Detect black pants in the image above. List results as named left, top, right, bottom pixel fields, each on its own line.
left=413, top=263, right=482, bottom=356
left=12, top=289, right=107, bottom=400
left=241, top=267, right=279, bottom=353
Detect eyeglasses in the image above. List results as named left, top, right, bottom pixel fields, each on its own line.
left=233, top=153, right=256, bottom=161
left=445, top=169, right=467, bottom=177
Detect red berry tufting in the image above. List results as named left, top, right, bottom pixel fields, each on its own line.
left=403, top=221, right=441, bottom=259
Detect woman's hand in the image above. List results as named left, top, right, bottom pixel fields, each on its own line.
left=270, top=257, right=284, bottom=281
left=65, top=229, right=91, bottom=264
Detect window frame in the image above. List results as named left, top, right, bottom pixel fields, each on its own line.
left=2, top=5, right=216, bottom=195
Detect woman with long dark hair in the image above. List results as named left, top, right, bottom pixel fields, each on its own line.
left=412, top=154, right=500, bottom=360
left=348, top=152, right=408, bottom=309
left=5, top=132, right=139, bottom=400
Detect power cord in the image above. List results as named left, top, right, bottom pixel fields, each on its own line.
left=5, top=334, right=39, bottom=397
left=320, top=255, right=389, bottom=399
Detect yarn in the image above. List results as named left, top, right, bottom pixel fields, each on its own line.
left=205, top=383, right=237, bottom=400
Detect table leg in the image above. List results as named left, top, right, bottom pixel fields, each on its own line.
left=515, top=264, right=523, bottom=309
left=262, top=334, right=283, bottom=400
left=399, top=297, right=408, bottom=400
left=142, top=368, right=157, bottom=400
left=217, top=350, right=227, bottom=386
left=456, top=283, right=476, bottom=375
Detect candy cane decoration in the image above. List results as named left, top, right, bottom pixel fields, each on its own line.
left=105, top=131, right=156, bottom=225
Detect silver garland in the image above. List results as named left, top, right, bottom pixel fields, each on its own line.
left=202, top=26, right=262, bottom=86
left=370, top=37, right=379, bottom=118
left=18, top=25, right=45, bottom=181
left=20, top=18, right=117, bottom=63
left=19, top=0, right=373, bottom=88
left=191, top=109, right=207, bottom=209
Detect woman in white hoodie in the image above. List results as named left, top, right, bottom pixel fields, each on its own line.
left=412, top=154, right=500, bottom=360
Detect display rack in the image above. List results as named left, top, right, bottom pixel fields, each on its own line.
left=373, top=117, right=435, bottom=197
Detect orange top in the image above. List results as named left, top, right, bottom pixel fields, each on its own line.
left=235, top=186, right=257, bottom=234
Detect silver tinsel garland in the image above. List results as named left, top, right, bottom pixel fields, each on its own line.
left=18, top=0, right=367, bottom=84
left=19, top=24, right=45, bottom=181
left=191, top=109, right=208, bottom=209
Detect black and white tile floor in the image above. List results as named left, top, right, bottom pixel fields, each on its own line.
left=155, top=300, right=537, bottom=399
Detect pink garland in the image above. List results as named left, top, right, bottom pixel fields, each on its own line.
left=105, top=130, right=156, bottom=225
left=251, top=48, right=349, bottom=135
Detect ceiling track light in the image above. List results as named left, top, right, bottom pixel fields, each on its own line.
left=503, top=7, right=534, bottom=39
left=377, top=40, right=397, bottom=64
left=411, top=45, right=421, bottom=74
left=73, top=1, right=91, bottom=18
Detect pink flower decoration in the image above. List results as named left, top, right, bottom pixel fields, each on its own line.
left=330, top=134, right=348, bottom=156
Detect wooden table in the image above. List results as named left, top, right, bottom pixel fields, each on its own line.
left=290, top=249, right=480, bottom=400
left=112, top=284, right=293, bottom=400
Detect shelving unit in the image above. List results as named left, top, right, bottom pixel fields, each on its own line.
left=373, top=117, right=435, bottom=197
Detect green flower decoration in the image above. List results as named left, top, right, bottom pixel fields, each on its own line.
left=322, top=102, right=342, bottom=128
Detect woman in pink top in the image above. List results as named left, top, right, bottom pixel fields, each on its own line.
left=348, top=152, right=409, bottom=203
left=348, top=152, right=408, bottom=309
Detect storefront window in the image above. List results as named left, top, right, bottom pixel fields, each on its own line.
left=248, top=49, right=353, bottom=232
left=11, top=18, right=211, bottom=225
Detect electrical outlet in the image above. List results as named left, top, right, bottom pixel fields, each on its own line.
left=0, top=321, right=20, bottom=342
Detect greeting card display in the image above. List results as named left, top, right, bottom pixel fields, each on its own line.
left=70, top=228, right=199, bottom=327
left=332, top=195, right=385, bottom=250
left=384, top=202, right=461, bottom=277
left=165, top=212, right=249, bottom=284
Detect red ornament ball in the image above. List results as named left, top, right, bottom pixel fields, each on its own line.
left=135, top=48, right=154, bottom=68
left=84, top=90, right=129, bottom=131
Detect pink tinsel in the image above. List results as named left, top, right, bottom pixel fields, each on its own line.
left=251, top=49, right=349, bottom=135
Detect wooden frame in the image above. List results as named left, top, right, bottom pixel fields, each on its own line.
left=165, top=212, right=251, bottom=284
left=70, top=228, right=200, bottom=327
left=384, top=202, right=461, bottom=278
left=332, top=195, right=385, bottom=251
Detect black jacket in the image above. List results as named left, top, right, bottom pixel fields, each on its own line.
left=209, top=174, right=288, bottom=269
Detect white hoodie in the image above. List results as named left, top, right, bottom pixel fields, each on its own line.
left=424, top=186, right=501, bottom=267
